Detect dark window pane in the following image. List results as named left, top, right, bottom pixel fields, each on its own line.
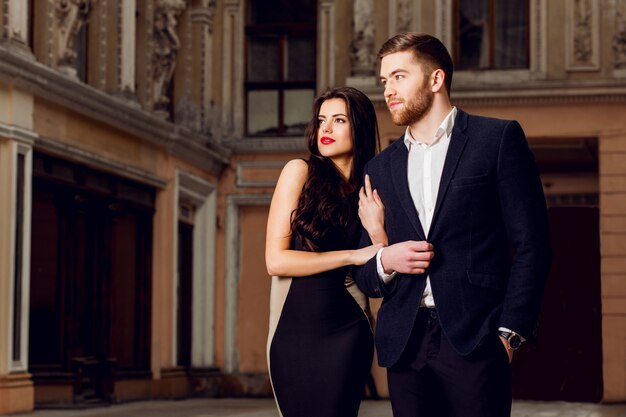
left=250, top=0, right=316, bottom=24
left=248, top=36, right=280, bottom=81
left=177, top=223, right=193, bottom=368
left=29, top=183, right=62, bottom=366
left=457, top=0, right=528, bottom=70
left=284, top=89, right=314, bottom=136
left=287, top=36, right=316, bottom=81
left=458, top=0, right=489, bottom=69
left=247, top=90, right=279, bottom=135
left=13, top=153, right=25, bottom=362
left=109, top=211, right=138, bottom=367
left=495, top=0, right=528, bottom=68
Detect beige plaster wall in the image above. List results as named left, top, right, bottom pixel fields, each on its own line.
left=599, top=132, right=626, bottom=402
left=33, top=98, right=162, bottom=174
left=237, top=205, right=271, bottom=373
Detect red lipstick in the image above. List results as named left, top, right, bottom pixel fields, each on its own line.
left=320, top=136, right=335, bottom=145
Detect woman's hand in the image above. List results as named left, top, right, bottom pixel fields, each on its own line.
left=359, top=175, right=388, bottom=245
left=350, top=243, right=384, bottom=266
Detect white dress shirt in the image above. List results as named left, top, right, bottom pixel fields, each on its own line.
left=377, top=107, right=457, bottom=308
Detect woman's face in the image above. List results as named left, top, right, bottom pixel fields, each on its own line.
left=317, top=98, right=353, bottom=164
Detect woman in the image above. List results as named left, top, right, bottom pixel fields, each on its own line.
left=265, top=87, right=381, bottom=417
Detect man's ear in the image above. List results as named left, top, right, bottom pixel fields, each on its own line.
left=431, top=69, right=446, bottom=93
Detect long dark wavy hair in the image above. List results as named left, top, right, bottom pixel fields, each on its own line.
left=291, top=87, right=380, bottom=251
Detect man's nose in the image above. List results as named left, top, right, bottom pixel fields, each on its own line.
left=384, top=84, right=395, bottom=99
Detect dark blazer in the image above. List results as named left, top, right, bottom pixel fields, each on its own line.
left=354, top=109, right=552, bottom=368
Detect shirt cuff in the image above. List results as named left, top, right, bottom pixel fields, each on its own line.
left=498, top=327, right=526, bottom=342
left=376, top=247, right=397, bottom=284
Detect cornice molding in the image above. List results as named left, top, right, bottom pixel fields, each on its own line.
left=0, top=45, right=230, bottom=176
left=0, top=122, right=38, bottom=145
left=36, top=135, right=168, bottom=189
left=359, top=79, right=626, bottom=106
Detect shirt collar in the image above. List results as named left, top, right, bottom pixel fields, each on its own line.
left=404, top=106, right=457, bottom=149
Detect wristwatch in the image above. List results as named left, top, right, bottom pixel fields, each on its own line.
left=498, top=330, right=522, bottom=350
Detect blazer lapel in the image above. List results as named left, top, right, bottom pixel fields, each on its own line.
left=429, top=111, right=469, bottom=239
left=390, top=140, right=427, bottom=240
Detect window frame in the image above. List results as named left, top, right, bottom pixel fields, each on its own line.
left=453, top=0, right=530, bottom=71
left=244, top=17, right=316, bottom=137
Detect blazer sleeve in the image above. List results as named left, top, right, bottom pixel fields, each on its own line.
left=497, top=120, right=552, bottom=340
left=353, top=164, right=397, bottom=299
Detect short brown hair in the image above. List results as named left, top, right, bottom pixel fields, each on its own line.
left=378, top=32, right=454, bottom=96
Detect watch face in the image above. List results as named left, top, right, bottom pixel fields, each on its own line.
left=509, top=334, right=522, bottom=349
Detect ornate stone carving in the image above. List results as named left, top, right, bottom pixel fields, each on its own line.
left=396, top=0, right=413, bottom=33
left=566, top=0, right=598, bottom=71
left=614, top=2, right=626, bottom=69
left=350, top=0, right=375, bottom=76
left=55, top=0, right=94, bottom=71
left=207, top=0, right=217, bottom=34
left=152, top=0, right=186, bottom=115
left=572, top=0, right=592, bottom=64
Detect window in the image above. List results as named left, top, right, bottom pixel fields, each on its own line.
left=454, top=0, right=529, bottom=70
left=29, top=154, right=154, bottom=400
left=245, top=0, right=317, bottom=136
left=176, top=220, right=193, bottom=368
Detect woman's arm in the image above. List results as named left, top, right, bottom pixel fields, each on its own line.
left=265, top=160, right=381, bottom=277
left=358, top=174, right=388, bottom=245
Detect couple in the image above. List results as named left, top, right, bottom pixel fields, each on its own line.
left=265, top=32, right=552, bottom=417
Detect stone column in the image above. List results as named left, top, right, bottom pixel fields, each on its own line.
left=120, top=0, right=137, bottom=95
left=0, top=85, right=36, bottom=414
left=221, top=0, right=244, bottom=139
left=188, top=0, right=217, bottom=136
left=317, top=0, right=336, bottom=91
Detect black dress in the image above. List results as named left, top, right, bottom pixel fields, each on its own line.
left=267, top=220, right=374, bottom=417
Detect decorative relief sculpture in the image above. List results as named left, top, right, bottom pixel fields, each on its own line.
left=614, top=2, right=626, bottom=69
left=55, top=0, right=94, bottom=71
left=152, top=0, right=186, bottom=115
left=572, top=0, right=592, bottom=65
left=350, top=0, right=375, bottom=76
left=207, top=0, right=217, bottom=34
left=396, top=0, right=413, bottom=33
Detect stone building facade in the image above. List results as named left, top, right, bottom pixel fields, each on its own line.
left=0, top=0, right=624, bottom=413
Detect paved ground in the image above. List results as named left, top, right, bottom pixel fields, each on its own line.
left=8, top=398, right=626, bottom=417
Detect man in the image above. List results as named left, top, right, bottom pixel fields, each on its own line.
left=354, top=32, right=552, bottom=417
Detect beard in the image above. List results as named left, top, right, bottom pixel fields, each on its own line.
left=389, top=78, right=434, bottom=126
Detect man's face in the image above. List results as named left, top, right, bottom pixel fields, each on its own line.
left=379, top=50, right=434, bottom=126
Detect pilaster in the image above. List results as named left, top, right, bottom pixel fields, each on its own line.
left=0, top=0, right=33, bottom=58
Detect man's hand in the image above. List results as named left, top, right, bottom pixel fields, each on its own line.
left=499, top=336, right=514, bottom=364
left=380, top=241, right=434, bottom=274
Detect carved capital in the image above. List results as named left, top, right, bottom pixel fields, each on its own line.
left=191, top=0, right=217, bottom=34
left=152, top=0, right=187, bottom=115
left=55, top=0, right=94, bottom=69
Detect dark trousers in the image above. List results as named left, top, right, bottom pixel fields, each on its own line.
left=387, top=308, right=512, bottom=417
